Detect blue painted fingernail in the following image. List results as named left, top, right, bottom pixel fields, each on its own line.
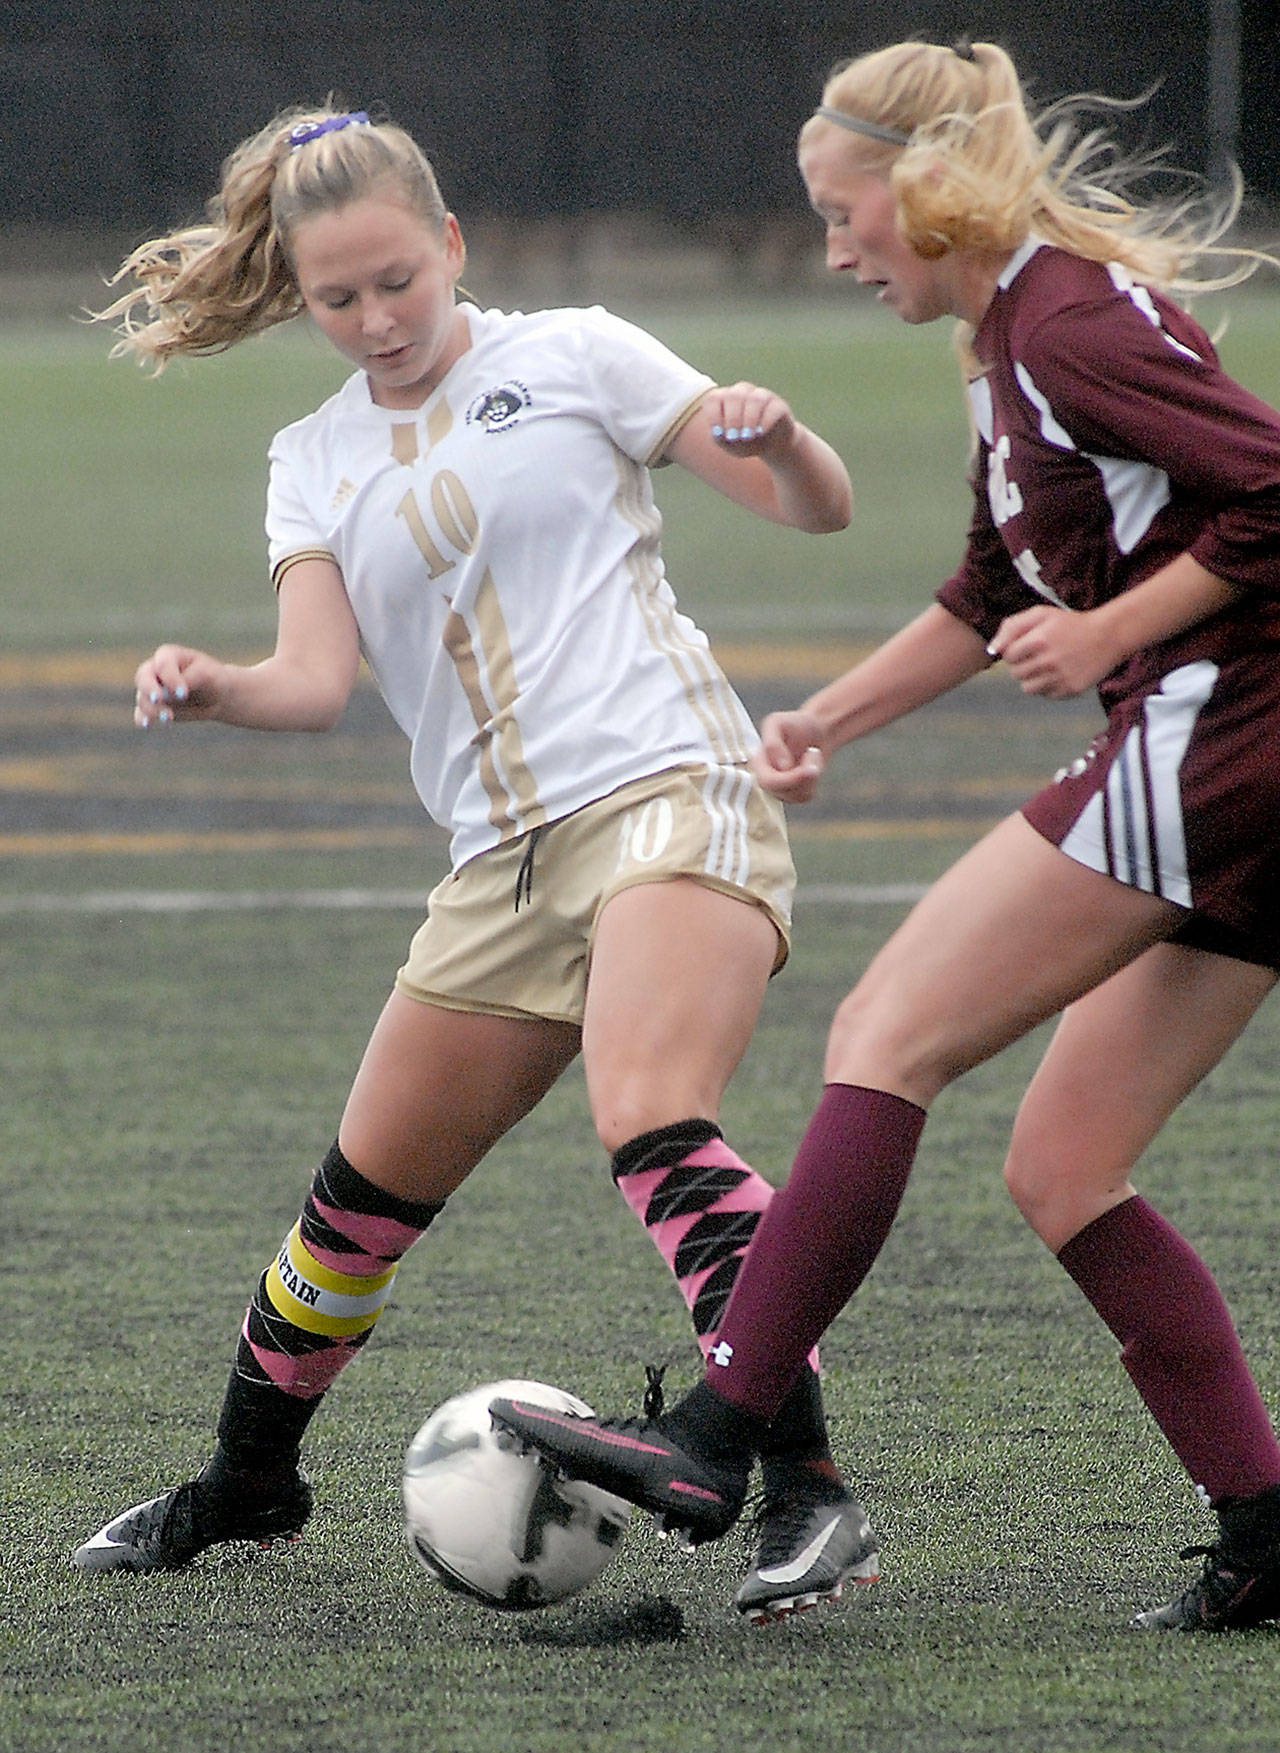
left=175, top=684, right=188, bottom=701
left=726, top=427, right=739, bottom=441
left=710, top=424, right=724, bottom=437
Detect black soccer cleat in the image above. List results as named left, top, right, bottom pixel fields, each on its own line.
left=489, top=1397, right=748, bottom=1544
left=735, top=1487, right=879, bottom=1625
left=72, top=1465, right=313, bottom=1573
left=1132, top=1541, right=1280, bottom=1632
left=1134, top=1485, right=1280, bottom=1632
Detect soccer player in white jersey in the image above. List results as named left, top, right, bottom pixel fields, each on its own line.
left=491, top=40, right=1280, bottom=1633
left=70, top=105, right=876, bottom=1620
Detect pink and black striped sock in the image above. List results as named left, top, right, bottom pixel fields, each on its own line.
left=612, top=1119, right=828, bottom=1463
left=1058, top=1195, right=1280, bottom=1505
left=217, top=1142, right=443, bottom=1465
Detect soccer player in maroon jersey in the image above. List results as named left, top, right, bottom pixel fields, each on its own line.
left=493, top=39, right=1280, bottom=1631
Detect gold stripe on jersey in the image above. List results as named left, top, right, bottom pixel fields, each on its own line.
left=425, top=399, right=454, bottom=452
left=442, top=571, right=546, bottom=840
left=272, top=546, right=338, bottom=591
left=265, top=1223, right=400, bottom=1338
left=611, top=449, right=751, bottom=765
left=391, top=423, right=419, bottom=467
left=390, top=402, right=454, bottom=470
left=643, top=388, right=711, bottom=468
left=468, top=567, right=546, bottom=833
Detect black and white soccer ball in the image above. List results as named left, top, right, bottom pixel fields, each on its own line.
left=402, top=1378, right=632, bottom=1610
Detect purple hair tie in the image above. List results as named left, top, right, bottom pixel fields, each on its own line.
left=288, top=111, right=370, bottom=148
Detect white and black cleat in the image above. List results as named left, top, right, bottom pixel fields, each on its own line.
left=735, top=1489, right=879, bottom=1624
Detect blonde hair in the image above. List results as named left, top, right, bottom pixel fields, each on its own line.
left=800, top=40, right=1268, bottom=296
left=96, top=106, right=451, bottom=369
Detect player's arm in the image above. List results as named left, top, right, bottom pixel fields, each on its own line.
left=663, top=382, right=853, bottom=532
left=988, top=554, right=1241, bottom=699
left=754, top=604, right=990, bottom=802
left=134, top=557, right=361, bottom=731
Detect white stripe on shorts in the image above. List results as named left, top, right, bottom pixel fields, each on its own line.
left=1059, top=660, right=1217, bottom=906
left=700, top=763, right=753, bottom=888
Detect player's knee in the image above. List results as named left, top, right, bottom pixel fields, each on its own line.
left=591, top=1092, right=673, bottom=1156
left=1003, top=1129, right=1094, bottom=1248
left=590, top=1079, right=721, bottom=1156
left=1002, top=1099, right=1063, bottom=1218
left=824, top=988, right=953, bottom=1100
left=1002, top=1140, right=1045, bottom=1227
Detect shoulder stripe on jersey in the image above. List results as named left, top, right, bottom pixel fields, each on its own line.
left=968, top=376, right=994, bottom=445
left=391, top=424, right=419, bottom=466
left=1013, top=362, right=1172, bottom=555
left=1106, top=263, right=1204, bottom=364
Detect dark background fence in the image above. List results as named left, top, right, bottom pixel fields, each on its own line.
left=3, top=1, right=1277, bottom=243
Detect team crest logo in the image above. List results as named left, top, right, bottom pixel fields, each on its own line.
left=467, top=381, right=531, bottom=432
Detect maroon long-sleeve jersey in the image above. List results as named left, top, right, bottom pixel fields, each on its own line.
left=937, top=238, right=1280, bottom=715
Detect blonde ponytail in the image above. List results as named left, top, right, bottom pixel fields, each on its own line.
left=97, top=106, right=449, bottom=369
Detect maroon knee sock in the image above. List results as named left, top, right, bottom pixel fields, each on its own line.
left=1058, top=1196, right=1280, bottom=1504
left=701, top=1083, right=926, bottom=1421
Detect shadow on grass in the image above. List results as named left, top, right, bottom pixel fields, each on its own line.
left=516, top=1594, right=686, bottom=1646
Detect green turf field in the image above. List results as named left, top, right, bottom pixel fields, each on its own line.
left=5, top=292, right=1280, bottom=1753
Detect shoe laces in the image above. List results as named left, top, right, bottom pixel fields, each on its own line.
left=743, top=1489, right=825, bottom=1563
left=145, top=1483, right=204, bottom=1556
left=643, top=1363, right=667, bottom=1420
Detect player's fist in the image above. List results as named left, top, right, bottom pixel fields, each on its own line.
left=133, top=644, right=224, bottom=727
left=705, top=382, right=797, bottom=456
left=752, top=709, right=826, bottom=802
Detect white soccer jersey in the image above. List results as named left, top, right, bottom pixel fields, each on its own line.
left=267, top=303, right=759, bottom=868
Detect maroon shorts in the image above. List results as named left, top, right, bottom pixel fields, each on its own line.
left=1022, top=654, right=1280, bottom=970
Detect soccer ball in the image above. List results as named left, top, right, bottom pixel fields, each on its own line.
left=402, top=1379, right=632, bottom=1610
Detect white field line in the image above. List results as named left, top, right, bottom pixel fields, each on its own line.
left=0, top=883, right=929, bottom=916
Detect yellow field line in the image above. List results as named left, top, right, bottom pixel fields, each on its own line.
left=0, top=757, right=411, bottom=803
left=0, top=827, right=434, bottom=857
left=0, top=817, right=994, bottom=859
left=0, top=641, right=881, bottom=692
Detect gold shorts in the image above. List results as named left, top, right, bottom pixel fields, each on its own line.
left=395, top=763, right=795, bottom=1024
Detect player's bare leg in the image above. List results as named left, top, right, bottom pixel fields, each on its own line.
left=582, top=877, right=775, bottom=1148
left=340, top=992, right=580, bottom=1201
left=822, top=815, right=1185, bottom=1104
left=1003, top=941, right=1274, bottom=1252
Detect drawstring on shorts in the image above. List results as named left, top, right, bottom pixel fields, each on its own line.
left=513, top=825, right=544, bottom=912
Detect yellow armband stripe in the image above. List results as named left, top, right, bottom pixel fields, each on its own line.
left=264, top=1223, right=399, bottom=1337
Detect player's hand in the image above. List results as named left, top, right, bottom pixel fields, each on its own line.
left=987, top=605, right=1117, bottom=699
left=752, top=709, right=827, bottom=802
left=704, top=382, right=798, bottom=458
left=133, top=644, right=226, bottom=727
